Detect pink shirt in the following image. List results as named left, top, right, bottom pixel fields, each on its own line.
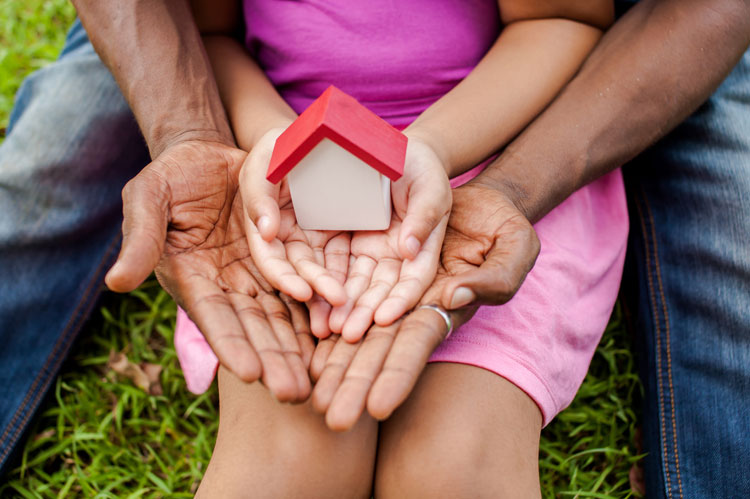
left=245, top=0, right=500, bottom=128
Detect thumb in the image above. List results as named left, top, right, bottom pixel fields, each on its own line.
left=440, top=228, right=540, bottom=309
left=239, top=150, right=281, bottom=242
left=397, top=178, right=451, bottom=260
left=105, top=172, right=168, bottom=292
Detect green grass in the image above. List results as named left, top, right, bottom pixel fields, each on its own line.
left=0, top=0, right=75, bottom=131
left=0, top=1, right=644, bottom=496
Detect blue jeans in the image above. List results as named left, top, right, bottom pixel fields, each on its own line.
left=0, top=21, right=149, bottom=470
left=623, top=47, right=750, bottom=497
left=1, top=19, right=749, bottom=498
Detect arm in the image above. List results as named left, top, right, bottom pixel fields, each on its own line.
left=187, top=0, right=297, bottom=149
left=72, top=0, right=234, bottom=157
left=406, top=0, right=613, bottom=178
left=201, top=38, right=297, bottom=150
left=73, top=0, right=313, bottom=399
left=475, top=0, right=750, bottom=223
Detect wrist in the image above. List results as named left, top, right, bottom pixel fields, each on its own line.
left=150, top=127, right=236, bottom=158
left=469, top=142, right=583, bottom=224
left=403, top=127, right=454, bottom=177
left=240, top=117, right=295, bottom=151
left=144, top=93, right=236, bottom=157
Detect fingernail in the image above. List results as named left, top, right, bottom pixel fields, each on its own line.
left=406, top=236, right=421, bottom=256
left=449, top=287, right=476, bottom=309
left=258, top=216, right=271, bottom=234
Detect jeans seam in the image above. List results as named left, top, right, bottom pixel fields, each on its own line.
left=634, top=192, right=672, bottom=496
left=0, top=232, right=121, bottom=466
left=636, top=188, right=685, bottom=498
left=641, top=189, right=684, bottom=498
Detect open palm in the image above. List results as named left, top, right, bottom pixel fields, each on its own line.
left=310, top=181, right=541, bottom=430
left=247, top=176, right=352, bottom=337
left=106, top=140, right=313, bottom=402
left=240, top=129, right=349, bottom=316
left=328, top=212, right=446, bottom=342
left=327, top=136, right=450, bottom=342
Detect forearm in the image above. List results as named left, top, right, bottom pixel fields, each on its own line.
left=475, top=0, right=750, bottom=222
left=202, top=36, right=297, bottom=151
left=406, top=18, right=604, bottom=178
left=72, top=0, right=234, bottom=157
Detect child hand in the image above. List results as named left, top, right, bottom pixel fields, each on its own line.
left=239, top=128, right=349, bottom=311
left=328, top=136, right=451, bottom=342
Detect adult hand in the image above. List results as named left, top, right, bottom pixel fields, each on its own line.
left=328, top=136, right=451, bottom=342
left=104, top=139, right=314, bottom=402
left=434, top=181, right=541, bottom=311
left=310, top=181, right=540, bottom=430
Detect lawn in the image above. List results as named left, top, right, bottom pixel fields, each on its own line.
left=0, top=1, right=644, bottom=497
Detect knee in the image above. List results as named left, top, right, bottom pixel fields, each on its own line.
left=199, top=384, right=377, bottom=498
left=375, top=423, right=540, bottom=498
left=375, top=425, right=498, bottom=498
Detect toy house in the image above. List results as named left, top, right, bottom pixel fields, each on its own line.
left=267, top=86, right=407, bottom=231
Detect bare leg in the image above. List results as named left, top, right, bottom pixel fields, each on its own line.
left=374, top=363, right=542, bottom=498
left=197, top=367, right=378, bottom=498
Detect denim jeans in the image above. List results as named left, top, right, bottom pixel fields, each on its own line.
left=1, top=18, right=749, bottom=498
left=0, top=20, right=149, bottom=470
left=623, top=45, right=750, bottom=497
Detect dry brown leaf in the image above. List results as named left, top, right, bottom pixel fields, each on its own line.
left=142, top=362, right=163, bottom=396
left=107, top=350, right=163, bottom=395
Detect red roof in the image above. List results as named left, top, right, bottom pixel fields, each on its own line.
left=266, top=86, right=407, bottom=184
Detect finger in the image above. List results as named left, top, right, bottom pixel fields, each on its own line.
left=329, top=256, right=376, bottom=333
left=286, top=239, right=347, bottom=306
left=366, top=307, right=451, bottom=420
left=324, top=233, right=351, bottom=284
left=396, top=178, right=451, bottom=260
left=245, top=218, right=314, bottom=302
left=310, top=334, right=340, bottom=382
left=308, top=293, right=333, bottom=338
left=325, top=324, right=397, bottom=431
left=178, top=275, right=262, bottom=384
left=308, top=234, right=350, bottom=337
left=311, top=336, right=362, bottom=414
left=227, top=292, right=299, bottom=403
left=341, top=257, right=400, bottom=343
left=105, top=170, right=168, bottom=292
left=257, top=293, right=312, bottom=402
left=279, top=293, right=315, bottom=370
left=440, top=226, right=540, bottom=309
left=239, top=149, right=281, bottom=241
left=374, top=218, right=446, bottom=325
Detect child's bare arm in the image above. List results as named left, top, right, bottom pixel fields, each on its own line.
left=406, top=0, right=613, bottom=178
left=189, top=0, right=297, bottom=150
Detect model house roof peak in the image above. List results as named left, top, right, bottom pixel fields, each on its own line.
left=266, top=86, right=407, bottom=184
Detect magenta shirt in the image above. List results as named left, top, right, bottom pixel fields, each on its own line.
left=244, top=0, right=500, bottom=129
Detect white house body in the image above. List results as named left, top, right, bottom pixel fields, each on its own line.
left=288, top=138, right=391, bottom=231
